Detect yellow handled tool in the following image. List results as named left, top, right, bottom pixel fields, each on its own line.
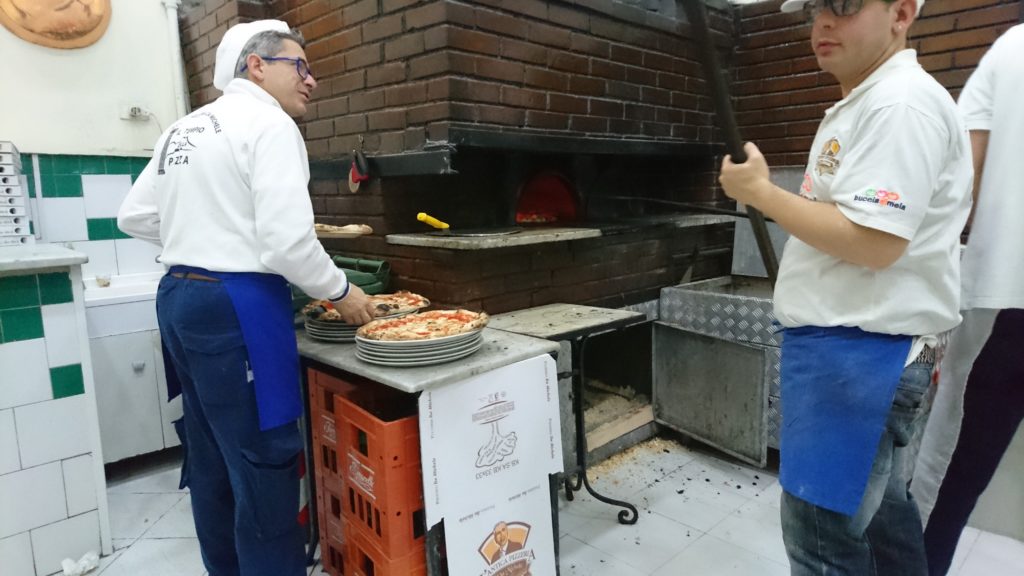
left=417, top=212, right=450, bottom=233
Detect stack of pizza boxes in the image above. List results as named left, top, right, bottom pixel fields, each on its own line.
left=0, top=142, right=33, bottom=247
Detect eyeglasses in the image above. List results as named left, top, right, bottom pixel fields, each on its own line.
left=802, top=0, right=866, bottom=22
left=240, top=56, right=314, bottom=80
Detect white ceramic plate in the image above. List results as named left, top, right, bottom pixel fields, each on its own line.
left=356, top=341, right=482, bottom=367
left=355, top=337, right=482, bottom=360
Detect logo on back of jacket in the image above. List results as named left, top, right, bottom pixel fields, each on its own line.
left=157, top=111, right=222, bottom=175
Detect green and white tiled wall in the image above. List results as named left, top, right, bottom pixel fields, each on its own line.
left=25, top=153, right=162, bottom=279
left=0, top=269, right=102, bottom=573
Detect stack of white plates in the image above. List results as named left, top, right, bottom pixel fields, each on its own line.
left=304, top=318, right=359, bottom=343
left=354, top=329, right=484, bottom=367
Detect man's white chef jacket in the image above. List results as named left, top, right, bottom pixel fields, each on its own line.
left=118, top=78, right=347, bottom=300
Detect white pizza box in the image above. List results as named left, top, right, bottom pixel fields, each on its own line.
left=0, top=174, right=21, bottom=187
left=0, top=152, right=21, bottom=170
left=0, top=142, right=19, bottom=155
left=0, top=234, right=34, bottom=247
left=1, top=182, right=24, bottom=197
left=0, top=222, right=31, bottom=236
left=1, top=194, right=25, bottom=207
left=0, top=205, right=27, bottom=217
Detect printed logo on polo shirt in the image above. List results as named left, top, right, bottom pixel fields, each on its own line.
left=854, top=188, right=906, bottom=211
left=815, top=137, right=842, bottom=176
left=799, top=173, right=818, bottom=201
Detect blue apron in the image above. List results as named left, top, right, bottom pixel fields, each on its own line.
left=779, top=325, right=911, bottom=516
left=163, top=265, right=302, bottom=431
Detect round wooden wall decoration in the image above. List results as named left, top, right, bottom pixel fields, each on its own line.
left=0, top=0, right=112, bottom=49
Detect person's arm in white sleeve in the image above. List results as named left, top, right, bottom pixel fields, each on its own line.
left=250, top=117, right=375, bottom=324
left=959, top=45, right=995, bottom=221
left=117, top=158, right=163, bottom=246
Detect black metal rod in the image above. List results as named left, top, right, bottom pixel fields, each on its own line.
left=681, top=0, right=780, bottom=284
left=597, top=195, right=777, bottom=221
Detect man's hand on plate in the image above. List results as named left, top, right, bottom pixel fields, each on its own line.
left=331, top=284, right=376, bottom=325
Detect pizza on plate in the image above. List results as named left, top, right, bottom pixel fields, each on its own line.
left=356, top=309, right=489, bottom=341
left=302, top=290, right=430, bottom=322
left=368, top=290, right=430, bottom=316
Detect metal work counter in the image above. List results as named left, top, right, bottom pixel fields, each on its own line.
left=296, top=327, right=559, bottom=393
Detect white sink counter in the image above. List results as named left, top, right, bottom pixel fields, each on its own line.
left=83, top=271, right=163, bottom=338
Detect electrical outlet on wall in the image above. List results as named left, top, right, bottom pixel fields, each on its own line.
left=118, top=104, right=151, bottom=121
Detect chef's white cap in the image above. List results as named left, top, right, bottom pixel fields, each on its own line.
left=213, top=19, right=290, bottom=90
left=780, top=0, right=924, bottom=17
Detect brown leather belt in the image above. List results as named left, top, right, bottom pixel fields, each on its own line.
left=170, top=272, right=220, bottom=282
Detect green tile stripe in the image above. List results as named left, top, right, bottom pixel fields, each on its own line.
left=0, top=274, right=39, bottom=310
left=87, top=217, right=130, bottom=240
left=0, top=272, right=71, bottom=342
left=0, top=306, right=43, bottom=343
left=35, top=154, right=151, bottom=198
left=38, top=272, right=73, bottom=305
left=19, top=153, right=35, bottom=198
left=51, top=364, right=84, bottom=399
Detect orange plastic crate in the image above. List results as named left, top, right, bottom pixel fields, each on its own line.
left=336, top=394, right=426, bottom=557
left=344, top=524, right=426, bottom=576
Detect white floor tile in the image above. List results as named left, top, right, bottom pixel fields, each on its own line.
left=567, top=500, right=701, bottom=573
left=958, top=531, right=1024, bottom=576
left=653, top=533, right=790, bottom=576
left=558, top=534, right=648, bottom=576
left=638, top=467, right=752, bottom=532
left=97, top=537, right=206, bottom=576
left=106, top=492, right=184, bottom=540
left=708, top=501, right=790, bottom=566
left=144, top=496, right=197, bottom=539
left=946, top=526, right=981, bottom=575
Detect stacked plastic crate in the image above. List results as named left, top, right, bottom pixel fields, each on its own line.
left=0, top=141, right=32, bottom=247
left=308, top=369, right=428, bottom=576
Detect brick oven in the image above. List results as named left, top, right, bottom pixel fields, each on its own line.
left=180, top=0, right=744, bottom=313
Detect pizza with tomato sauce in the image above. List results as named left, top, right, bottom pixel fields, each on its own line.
left=356, top=309, right=489, bottom=341
left=303, top=290, right=429, bottom=322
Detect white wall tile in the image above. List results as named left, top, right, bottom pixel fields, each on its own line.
left=0, top=340, right=52, bottom=410
left=67, top=240, right=118, bottom=279
left=0, top=462, right=66, bottom=539
left=0, top=532, right=35, bottom=576
left=62, top=454, right=97, bottom=517
left=38, top=198, right=87, bottom=243
left=81, top=175, right=131, bottom=219
left=41, top=303, right=81, bottom=369
left=30, top=511, right=100, bottom=576
left=113, top=239, right=163, bottom=275
left=0, top=409, right=20, bottom=475
left=15, top=395, right=90, bottom=468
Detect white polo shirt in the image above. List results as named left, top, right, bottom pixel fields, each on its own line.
left=958, top=24, right=1024, bottom=311
left=773, top=50, right=973, bottom=336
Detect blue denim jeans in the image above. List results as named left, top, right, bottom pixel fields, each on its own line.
left=158, top=274, right=306, bottom=576
left=781, top=360, right=934, bottom=576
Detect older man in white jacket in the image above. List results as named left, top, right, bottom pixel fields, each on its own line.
left=118, top=20, right=375, bottom=576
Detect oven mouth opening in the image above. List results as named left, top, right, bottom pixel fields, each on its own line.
left=514, top=171, right=579, bottom=226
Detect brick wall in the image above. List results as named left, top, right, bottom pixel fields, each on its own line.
left=181, top=0, right=735, bottom=157
left=180, top=0, right=271, bottom=109
left=735, top=0, right=1022, bottom=166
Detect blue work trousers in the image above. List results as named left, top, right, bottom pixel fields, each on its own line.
left=157, top=274, right=305, bottom=576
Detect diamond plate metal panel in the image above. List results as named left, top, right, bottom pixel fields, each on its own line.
left=660, top=277, right=782, bottom=347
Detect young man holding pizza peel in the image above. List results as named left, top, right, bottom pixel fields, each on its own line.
left=719, top=0, right=972, bottom=573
